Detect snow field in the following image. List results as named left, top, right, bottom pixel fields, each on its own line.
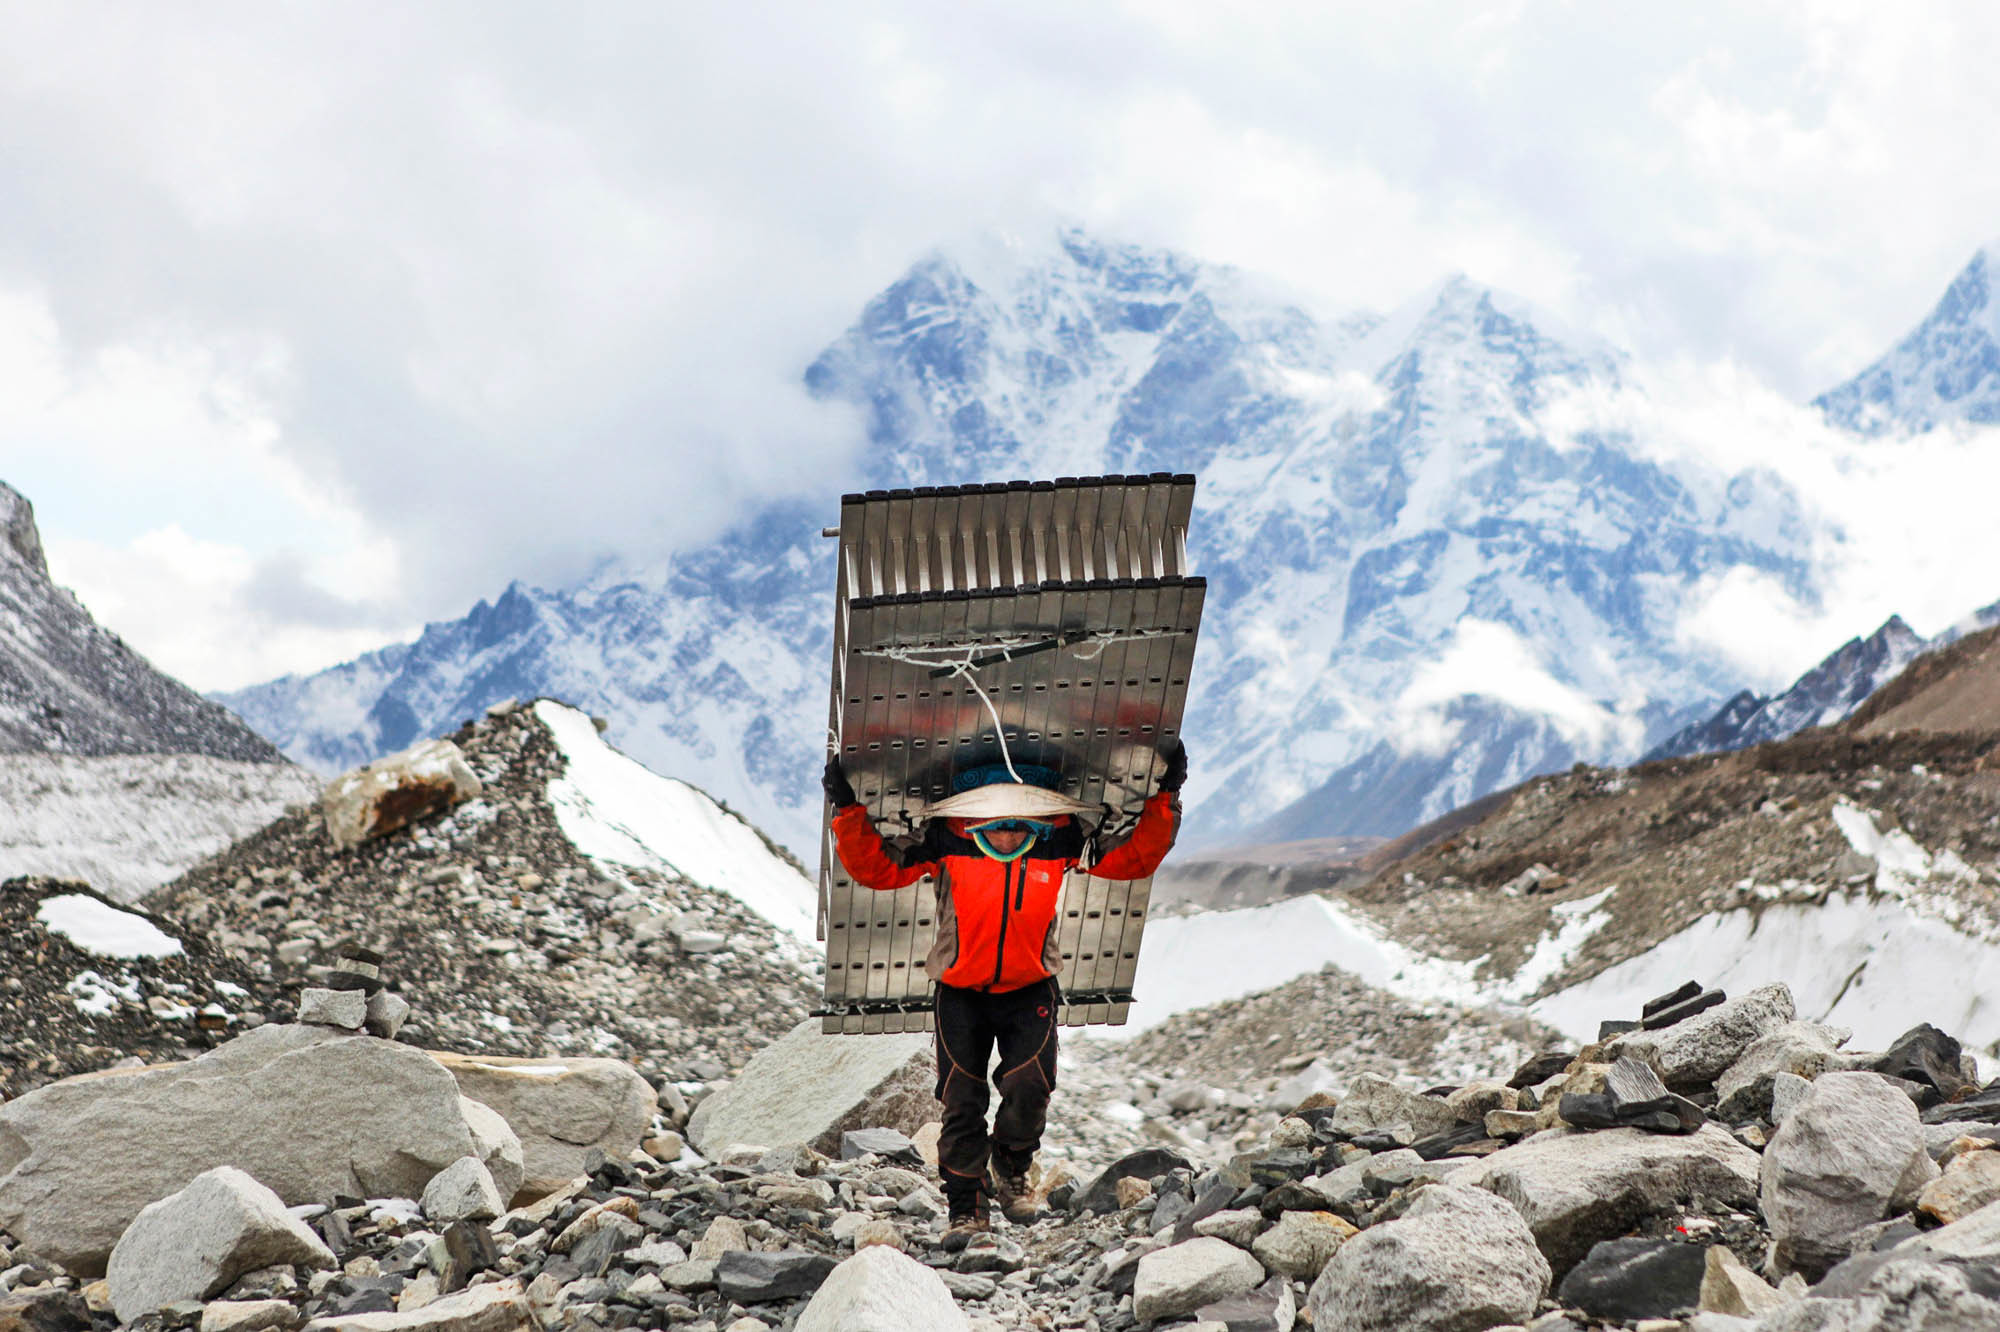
left=36, top=894, right=184, bottom=959
left=534, top=701, right=817, bottom=939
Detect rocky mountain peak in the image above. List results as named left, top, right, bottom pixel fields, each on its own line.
left=0, top=481, right=47, bottom=579
left=1814, top=240, right=2000, bottom=434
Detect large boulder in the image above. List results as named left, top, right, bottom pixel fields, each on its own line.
left=106, top=1167, right=335, bottom=1322
left=1714, top=1022, right=1848, bottom=1121
left=685, top=1021, right=937, bottom=1159
left=1761, top=1071, right=1938, bottom=1278
left=1456, top=1124, right=1761, bottom=1275
left=1756, top=1255, right=2000, bottom=1331
left=1308, top=1184, right=1549, bottom=1332
left=430, top=1053, right=654, bottom=1200
left=794, top=1244, right=968, bottom=1332
left=1622, top=984, right=1797, bottom=1091
left=321, top=739, right=481, bottom=850
left=0, top=1025, right=490, bottom=1274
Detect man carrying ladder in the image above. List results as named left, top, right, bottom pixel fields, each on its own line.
left=814, top=473, right=1205, bottom=1246
left=824, top=745, right=1186, bottom=1244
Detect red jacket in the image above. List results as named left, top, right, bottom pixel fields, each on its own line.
left=831, top=792, right=1181, bottom=993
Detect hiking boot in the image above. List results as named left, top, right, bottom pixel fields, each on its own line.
left=987, top=1158, right=1040, bottom=1224
left=939, top=1191, right=990, bottom=1251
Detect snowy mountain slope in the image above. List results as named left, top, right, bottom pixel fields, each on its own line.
left=0, top=754, right=321, bottom=904
left=222, top=228, right=1817, bottom=854
left=0, top=481, right=284, bottom=763
left=1816, top=241, right=2000, bottom=434
left=1649, top=595, right=2000, bottom=759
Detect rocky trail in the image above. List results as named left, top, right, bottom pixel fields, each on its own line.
left=5, top=699, right=2000, bottom=1331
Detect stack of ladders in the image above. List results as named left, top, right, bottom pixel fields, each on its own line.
left=816, top=474, right=1205, bottom=1033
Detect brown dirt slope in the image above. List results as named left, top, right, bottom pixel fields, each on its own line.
left=1849, top=622, right=2000, bottom=737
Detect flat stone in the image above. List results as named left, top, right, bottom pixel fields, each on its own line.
left=692, top=1215, right=751, bottom=1260
left=1457, top=1125, right=1760, bottom=1276
left=107, top=1167, right=335, bottom=1323
left=1308, top=1184, right=1549, bottom=1332
left=363, top=992, right=411, bottom=1040
left=1192, top=1208, right=1266, bottom=1247
left=0, top=1025, right=491, bottom=1276
left=1761, top=1071, right=1938, bottom=1278
left=297, top=988, right=367, bottom=1030
left=199, top=1300, right=302, bottom=1332
left=685, top=1022, right=936, bottom=1159
left=300, top=1277, right=531, bottom=1332
left=714, top=1250, right=838, bottom=1304
left=429, top=1053, right=655, bottom=1202
left=839, top=1128, right=920, bottom=1164
left=1329, top=1075, right=1459, bottom=1141
left=660, top=1260, right=718, bottom=1292
left=1133, top=1238, right=1265, bottom=1325
left=1194, top=1273, right=1295, bottom=1332
left=1554, top=1237, right=1706, bottom=1321
left=1640, top=988, right=1727, bottom=1031
left=794, top=1245, right=967, bottom=1332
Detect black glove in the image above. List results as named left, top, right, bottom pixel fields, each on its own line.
left=822, top=756, right=857, bottom=807
left=1158, top=741, right=1188, bottom=793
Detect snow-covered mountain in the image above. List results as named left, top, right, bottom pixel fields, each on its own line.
left=1648, top=596, right=2000, bottom=760
left=0, top=481, right=285, bottom=763
left=1815, top=241, right=2000, bottom=434
left=222, top=229, right=1820, bottom=854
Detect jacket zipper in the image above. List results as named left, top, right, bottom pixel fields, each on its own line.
left=990, top=860, right=1015, bottom=990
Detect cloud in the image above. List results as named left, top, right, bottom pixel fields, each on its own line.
left=1395, top=618, right=1647, bottom=755
left=3, top=2, right=2000, bottom=689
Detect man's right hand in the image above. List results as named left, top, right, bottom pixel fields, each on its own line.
left=823, top=756, right=857, bottom=807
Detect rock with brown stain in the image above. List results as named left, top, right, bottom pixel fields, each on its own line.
left=321, top=740, right=482, bottom=850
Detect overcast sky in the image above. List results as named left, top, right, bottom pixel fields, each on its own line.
left=4, top=2, right=2000, bottom=691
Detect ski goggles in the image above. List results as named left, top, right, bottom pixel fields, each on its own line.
left=966, top=818, right=1056, bottom=862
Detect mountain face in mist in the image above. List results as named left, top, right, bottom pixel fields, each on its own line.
left=0, top=482, right=285, bottom=763
left=222, top=229, right=1820, bottom=853
left=1816, top=242, right=2000, bottom=434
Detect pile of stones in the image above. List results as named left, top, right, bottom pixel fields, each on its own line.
left=143, top=700, right=819, bottom=1082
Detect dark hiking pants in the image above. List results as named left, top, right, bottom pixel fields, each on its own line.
left=933, top=977, right=1060, bottom=1204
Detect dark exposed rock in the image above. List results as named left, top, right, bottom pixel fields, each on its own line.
left=1554, top=1237, right=1707, bottom=1320
left=713, top=1249, right=837, bottom=1303
left=1641, top=988, right=1727, bottom=1031
left=1074, top=1149, right=1193, bottom=1215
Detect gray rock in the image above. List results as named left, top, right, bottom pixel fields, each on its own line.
left=1133, top=1237, right=1265, bottom=1324
left=1762, top=1071, right=1938, bottom=1278
left=1918, top=1148, right=2000, bottom=1224
left=1714, top=1022, right=1847, bottom=1121
left=1308, top=1184, right=1550, bottom=1332
left=1699, top=1245, right=1789, bottom=1319
left=1623, top=983, right=1797, bottom=1090
left=1193, top=1208, right=1267, bottom=1247
left=1755, top=1255, right=2000, bottom=1331
left=430, top=1052, right=655, bottom=1200
left=1329, top=1075, right=1459, bottom=1141
left=0, top=1024, right=486, bottom=1275
left=794, top=1244, right=968, bottom=1331
left=106, top=1166, right=335, bottom=1322
left=714, top=1249, right=838, bottom=1303
left=420, top=1157, right=503, bottom=1225
left=364, top=991, right=411, bottom=1040
left=300, top=1277, right=532, bottom=1331
left=684, top=1021, right=936, bottom=1159
left=1456, top=1124, right=1760, bottom=1275
left=1895, top=1197, right=2000, bottom=1261
left=1250, top=1210, right=1353, bottom=1280
left=1074, top=1148, right=1194, bottom=1215
left=297, top=988, right=367, bottom=1030
left=1772, top=1071, right=1813, bottom=1126
left=455, top=1098, right=525, bottom=1206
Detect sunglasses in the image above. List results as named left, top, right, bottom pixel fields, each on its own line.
left=966, top=818, right=1056, bottom=861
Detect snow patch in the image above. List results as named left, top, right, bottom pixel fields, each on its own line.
left=1098, top=886, right=1616, bottom=1038
left=535, top=700, right=815, bottom=939
left=67, top=969, right=141, bottom=1016
left=1832, top=800, right=1933, bottom=893
left=37, top=894, right=184, bottom=959
left=1531, top=890, right=2000, bottom=1054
